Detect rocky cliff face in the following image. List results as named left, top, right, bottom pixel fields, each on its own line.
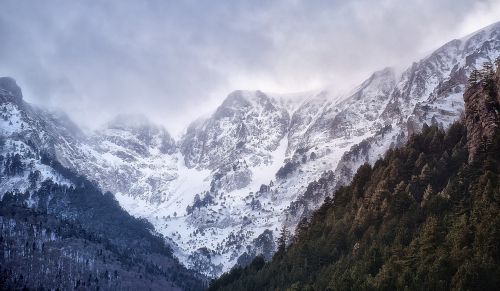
left=0, top=77, right=23, bottom=104
left=181, top=90, right=289, bottom=170
left=464, top=61, right=500, bottom=162
left=85, top=115, right=178, bottom=203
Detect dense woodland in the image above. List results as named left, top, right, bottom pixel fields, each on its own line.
left=209, top=64, right=500, bottom=290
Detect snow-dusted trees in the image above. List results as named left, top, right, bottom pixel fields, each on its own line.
left=2, top=153, right=24, bottom=176
left=468, top=69, right=481, bottom=86
left=276, top=225, right=290, bottom=255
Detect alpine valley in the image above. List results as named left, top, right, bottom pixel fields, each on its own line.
left=1, top=21, right=499, bottom=286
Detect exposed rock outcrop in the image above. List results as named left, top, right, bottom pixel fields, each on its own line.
left=464, top=62, right=500, bottom=162
left=0, top=77, right=23, bottom=103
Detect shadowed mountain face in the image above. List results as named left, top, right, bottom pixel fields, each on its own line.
left=1, top=22, right=499, bottom=278
left=208, top=55, right=500, bottom=291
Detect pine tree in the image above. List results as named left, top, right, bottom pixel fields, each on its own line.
left=295, top=218, right=309, bottom=241
left=495, top=56, right=500, bottom=70
left=468, top=69, right=481, bottom=87
left=421, top=184, right=434, bottom=206
left=481, top=62, right=494, bottom=86
left=276, top=225, right=290, bottom=254
left=419, top=164, right=432, bottom=182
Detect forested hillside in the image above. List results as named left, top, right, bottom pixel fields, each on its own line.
left=209, top=62, right=500, bottom=291
left=0, top=156, right=205, bottom=290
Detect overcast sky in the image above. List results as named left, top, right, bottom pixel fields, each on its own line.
left=1, top=0, right=499, bottom=135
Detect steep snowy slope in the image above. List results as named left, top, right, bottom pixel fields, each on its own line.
left=83, top=115, right=178, bottom=204
left=331, top=21, right=500, bottom=192
left=181, top=90, right=289, bottom=171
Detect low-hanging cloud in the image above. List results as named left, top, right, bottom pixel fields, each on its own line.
left=0, top=0, right=499, bottom=135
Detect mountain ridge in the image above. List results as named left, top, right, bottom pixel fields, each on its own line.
left=208, top=55, right=500, bottom=291
left=1, top=21, right=499, bottom=278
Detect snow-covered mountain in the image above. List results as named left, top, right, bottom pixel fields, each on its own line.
left=0, top=78, right=206, bottom=290
left=0, top=77, right=76, bottom=191
left=1, top=22, right=500, bottom=278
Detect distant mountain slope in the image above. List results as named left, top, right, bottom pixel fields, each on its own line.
left=0, top=80, right=205, bottom=290
left=208, top=57, right=500, bottom=291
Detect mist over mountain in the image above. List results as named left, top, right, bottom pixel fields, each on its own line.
left=1, top=2, right=500, bottom=290
left=2, top=0, right=500, bottom=134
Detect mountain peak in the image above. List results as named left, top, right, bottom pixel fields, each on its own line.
left=220, top=90, right=269, bottom=109
left=0, top=77, right=23, bottom=102
left=106, top=114, right=157, bottom=130
left=373, top=66, right=395, bottom=77
left=350, top=67, right=396, bottom=99
left=365, top=67, right=396, bottom=86
left=460, top=20, right=500, bottom=42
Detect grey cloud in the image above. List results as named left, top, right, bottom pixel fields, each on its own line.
left=0, top=0, right=498, bottom=135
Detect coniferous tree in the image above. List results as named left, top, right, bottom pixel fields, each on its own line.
left=276, top=225, right=290, bottom=255
left=468, top=69, right=481, bottom=87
